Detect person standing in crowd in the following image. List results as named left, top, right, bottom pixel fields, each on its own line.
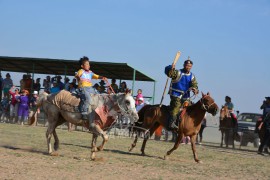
left=258, top=97, right=270, bottom=155
left=20, top=74, right=27, bottom=90
left=8, top=86, right=20, bottom=123
left=196, top=114, right=207, bottom=145
left=224, top=96, right=237, bottom=127
left=29, top=91, right=39, bottom=126
left=24, top=74, right=33, bottom=92
left=118, top=81, right=127, bottom=93
left=69, top=82, right=76, bottom=93
left=43, top=76, right=51, bottom=93
left=2, top=73, right=13, bottom=99
left=110, top=78, right=118, bottom=93
left=165, top=59, right=199, bottom=130
left=50, top=80, right=60, bottom=94
left=0, top=73, right=3, bottom=100
left=57, top=76, right=64, bottom=90
left=99, top=80, right=106, bottom=93
left=135, top=89, right=144, bottom=106
left=17, top=89, right=30, bottom=126
left=93, top=83, right=101, bottom=94
left=33, top=78, right=41, bottom=94
left=64, top=77, right=70, bottom=91
left=72, top=78, right=78, bottom=89
left=75, top=56, right=107, bottom=120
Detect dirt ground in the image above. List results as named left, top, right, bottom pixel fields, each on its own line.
left=0, top=123, right=269, bottom=180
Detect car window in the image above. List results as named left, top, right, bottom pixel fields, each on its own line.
left=237, top=114, right=261, bottom=122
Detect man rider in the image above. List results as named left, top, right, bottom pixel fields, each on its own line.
left=165, top=59, right=199, bottom=130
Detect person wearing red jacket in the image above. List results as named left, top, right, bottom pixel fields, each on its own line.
left=9, top=86, right=20, bottom=123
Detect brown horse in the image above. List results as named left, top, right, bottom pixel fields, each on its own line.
left=219, top=106, right=236, bottom=148
left=129, top=92, right=218, bottom=163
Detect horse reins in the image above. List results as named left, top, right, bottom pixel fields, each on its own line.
left=200, top=95, right=216, bottom=111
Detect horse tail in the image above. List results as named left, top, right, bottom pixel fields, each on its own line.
left=29, top=92, right=49, bottom=125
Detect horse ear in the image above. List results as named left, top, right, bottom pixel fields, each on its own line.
left=201, top=92, right=205, bottom=97
left=207, top=92, right=210, bottom=96
left=125, top=88, right=132, bottom=95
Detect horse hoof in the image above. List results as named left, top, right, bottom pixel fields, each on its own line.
left=164, top=155, right=168, bottom=160
left=50, top=152, right=59, bottom=156
left=196, top=160, right=202, bottom=163
left=141, top=152, right=146, bottom=156
left=91, top=154, right=96, bottom=160
left=97, top=146, right=103, bottom=151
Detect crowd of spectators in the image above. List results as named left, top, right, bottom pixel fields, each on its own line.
left=1, top=73, right=148, bottom=128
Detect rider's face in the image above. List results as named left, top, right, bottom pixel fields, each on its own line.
left=184, top=63, right=192, bottom=73
left=81, top=61, right=90, bottom=71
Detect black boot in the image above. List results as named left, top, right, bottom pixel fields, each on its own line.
left=81, top=114, right=88, bottom=120
left=169, top=118, right=178, bottom=130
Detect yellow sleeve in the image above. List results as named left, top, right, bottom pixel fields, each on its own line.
left=92, top=73, right=99, bottom=79
left=76, top=69, right=83, bottom=77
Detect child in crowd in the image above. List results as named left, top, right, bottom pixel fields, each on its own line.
left=17, top=89, right=30, bottom=126
left=136, top=97, right=145, bottom=112
left=29, top=91, right=39, bottom=126
left=8, top=86, right=20, bottom=123
left=75, top=56, right=107, bottom=120
left=135, top=89, right=144, bottom=106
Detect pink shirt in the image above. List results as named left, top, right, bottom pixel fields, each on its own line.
left=135, top=93, right=144, bottom=106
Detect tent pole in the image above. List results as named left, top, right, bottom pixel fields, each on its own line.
left=31, top=63, right=35, bottom=93
left=152, top=81, right=156, bottom=104
left=132, top=69, right=136, bottom=96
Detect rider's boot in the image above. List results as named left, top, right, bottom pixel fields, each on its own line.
left=169, top=117, right=178, bottom=130
left=81, top=113, right=88, bottom=120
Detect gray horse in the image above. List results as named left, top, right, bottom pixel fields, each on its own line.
left=30, top=90, right=138, bottom=160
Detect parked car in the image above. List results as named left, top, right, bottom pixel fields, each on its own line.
left=236, top=112, right=262, bottom=147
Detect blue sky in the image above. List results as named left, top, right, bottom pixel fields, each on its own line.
left=0, top=0, right=269, bottom=113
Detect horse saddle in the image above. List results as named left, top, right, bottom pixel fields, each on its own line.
left=47, top=90, right=96, bottom=113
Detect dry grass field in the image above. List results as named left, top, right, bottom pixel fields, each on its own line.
left=0, top=123, right=269, bottom=180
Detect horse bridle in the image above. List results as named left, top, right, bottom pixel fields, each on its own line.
left=114, top=94, right=136, bottom=116
left=200, top=96, right=216, bottom=111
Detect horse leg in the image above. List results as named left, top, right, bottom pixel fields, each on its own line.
left=90, top=134, right=98, bottom=160
left=220, top=131, right=224, bottom=147
left=93, top=125, right=108, bottom=151
left=232, top=130, right=235, bottom=149
left=225, top=130, right=229, bottom=148
left=190, top=135, right=201, bottom=163
left=164, top=132, right=183, bottom=160
left=53, top=129, right=59, bottom=151
left=46, top=123, right=57, bottom=155
left=141, top=123, right=160, bottom=156
left=129, top=132, right=139, bottom=152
